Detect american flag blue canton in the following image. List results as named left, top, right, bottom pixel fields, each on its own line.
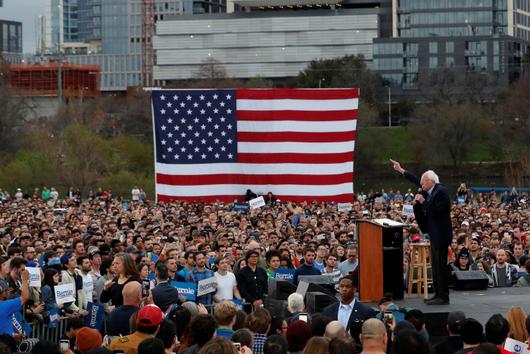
left=152, top=90, right=238, bottom=164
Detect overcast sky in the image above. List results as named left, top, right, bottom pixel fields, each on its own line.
left=0, top=0, right=47, bottom=53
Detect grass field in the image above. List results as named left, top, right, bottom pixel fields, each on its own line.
left=362, top=127, right=497, bottom=163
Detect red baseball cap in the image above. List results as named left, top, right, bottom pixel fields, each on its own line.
left=136, top=304, right=163, bottom=327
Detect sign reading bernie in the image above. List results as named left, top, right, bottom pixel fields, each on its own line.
left=197, top=277, right=217, bottom=297
left=54, top=283, right=76, bottom=305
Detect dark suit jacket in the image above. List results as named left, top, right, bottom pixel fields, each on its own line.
left=322, top=299, right=377, bottom=332
left=151, top=281, right=180, bottom=312
left=404, top=171, right=452, bottom=249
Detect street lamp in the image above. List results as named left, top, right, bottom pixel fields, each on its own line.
left=387, top=85, right=392, bottom=127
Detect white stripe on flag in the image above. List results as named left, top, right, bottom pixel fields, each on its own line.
left=236, top=98, right=358, bottom=111
left=155, top=162, right=353, bottom=175
left=156, top=183, right=354, bottom=197
left=238, top=141, right=355, bottom=154
left=237, top=120, right=357, bottom=133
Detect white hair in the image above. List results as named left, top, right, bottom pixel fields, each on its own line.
left=423, top=170, right=439, bottom=184
left=287, top=293, right=305, bottom=313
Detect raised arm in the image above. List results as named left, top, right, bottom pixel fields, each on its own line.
left=390, top=159, right=405, bottom=174
left=390, top=159, right=421, bottom=187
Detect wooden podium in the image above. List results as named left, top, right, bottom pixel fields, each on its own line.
left=357, top=219, right=404, bottom=302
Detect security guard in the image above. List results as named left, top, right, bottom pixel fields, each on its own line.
left=108, top=304, right=163, bottom=354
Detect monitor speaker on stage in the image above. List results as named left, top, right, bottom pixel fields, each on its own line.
left=268, top=279, right=297, bottom=301
left=305, top=291, right=338, bottom=313
left=453, top=271, right=489, bottom=290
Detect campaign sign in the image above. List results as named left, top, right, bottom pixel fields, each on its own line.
left=337, top=203, right=352, bottom=212
left=457, top=196, right=466, bottom=205
left=274, top=269, right=295, bottom=283
left=233, top=202, right=250, bottom=213
left=48, top=307, right=60, bottom=329
left=54, top=283, right=76, bottom=305
left=232, top=298, right=244, bottom=311
left=84, top=302, right=105, bottom=330
left=12, top=311, right=32, bottom=335
left=26, top=267, right=41, bottom=288
left=249, top=196, right=266, bottom=209
left=504, top=338, right=530, bottom=354
left=170, top=281, right=196, bottom=301
left=197, top=276, right=217, bottom=297
left=402, top=204, right=414, bottom=217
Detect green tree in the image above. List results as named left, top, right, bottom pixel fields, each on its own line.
left=411, top=102, right=489, bottom=167
left=290, top=55, right=383, bottom=105
left=58, top=123, right=112, bottom=194
left=0, top=55, right=29, bottom=153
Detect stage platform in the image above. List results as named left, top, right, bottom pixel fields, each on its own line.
left=367, top=287, right=530, bottom=328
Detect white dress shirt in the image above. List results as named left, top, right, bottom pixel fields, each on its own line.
left=337, top=299, right=356, bottom=329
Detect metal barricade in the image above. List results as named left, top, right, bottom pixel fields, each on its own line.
left=28, top=318, right=68, bottom=343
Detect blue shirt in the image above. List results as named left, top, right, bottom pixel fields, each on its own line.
left=293, top=263, right=321, bottom=284
left=177, top=268, right=190, bottom=279
left=216, top=328, right=234, bottom=340
left=186, top=267, right=215, bottom=305
left=313, top=261, right=325, bottom=272
left=337, top=300, right=355, bottom=330
left=0, top=297, right=22, bottom=335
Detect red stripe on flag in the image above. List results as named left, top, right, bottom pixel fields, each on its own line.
left=237, top=89, right=359, bottom=100
left=237, top=110, right=357, bottom=121
left=157, top=173, right=353, bottom=186
left=237, top=131, right=356, bottom=143
left=157, top=193, right=354, bottom=203
left=237, top=152, right=353, bottom=164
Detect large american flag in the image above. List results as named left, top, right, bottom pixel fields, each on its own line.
left=151, top=89, right=358, bottom=203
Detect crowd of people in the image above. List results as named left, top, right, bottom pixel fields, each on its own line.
left=0, top=182, right=529, bottom=354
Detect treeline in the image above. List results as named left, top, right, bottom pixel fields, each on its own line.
left=1, top=55, right=530, bottom=197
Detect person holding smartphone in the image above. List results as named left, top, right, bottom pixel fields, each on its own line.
left=376, top=293, right=406, bottom=325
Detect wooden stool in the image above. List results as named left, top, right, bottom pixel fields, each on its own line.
left=407, top=243, right=432, bottom=299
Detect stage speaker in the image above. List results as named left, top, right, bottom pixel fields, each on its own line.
left=382, top=226, right=404, bottom=300
left=453, top=271, right=489, bottom=290
left=305, top=291, right=338, bottom=313
left=306, top=282, right=336, bottom=297
left=268, top=279, right=297, bottom=301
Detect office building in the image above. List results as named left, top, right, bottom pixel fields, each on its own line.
left=43, top=0, right=80, bottom=53
left=373, top=0, right=530, bottom=94
left=153, top=4, right=389, bottom=83
left=0, top=20, right=23, bottom=54
left=35, top=0, right=187, bottom=91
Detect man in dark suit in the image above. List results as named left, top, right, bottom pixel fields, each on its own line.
left=151, top=263, right=184, bottom=312
left=391, top=159, right=452, bottom=305
left=322, top=274, right=376, bottom=339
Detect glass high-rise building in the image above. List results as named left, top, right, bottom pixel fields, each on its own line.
left=373, top=0, right=530, bottom=94
left=36, top=0, right=186, bottom=90
left=0, top=20, right=23, bottom=54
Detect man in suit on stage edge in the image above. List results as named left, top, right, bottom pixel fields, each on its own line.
left=322, top=274, right=377, bottom=336
left=391, top=159, right=452, bottom=305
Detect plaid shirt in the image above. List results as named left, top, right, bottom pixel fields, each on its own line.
left=253, top=333, right=267, bottom=354
left=186, top=267, right=215, bottom=305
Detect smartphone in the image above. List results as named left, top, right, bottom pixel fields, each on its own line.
left=233, top=343, right=241, bottom=352
left=59, top=339, right=70, bottom=353
left=299, top=313, right=308, bottom=322
left=142, top=280, right=150, bottom=297
left=384, top=311, right=394, bottom=320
